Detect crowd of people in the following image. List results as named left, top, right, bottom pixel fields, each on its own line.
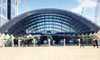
left=13, top=38, right=33, bottom=47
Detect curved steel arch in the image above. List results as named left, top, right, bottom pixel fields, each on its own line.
left=16, top=13, right=91, bottom=33
left=24, top=20, right=85, bottom=32
left=0, top=8, right=99, bottom=35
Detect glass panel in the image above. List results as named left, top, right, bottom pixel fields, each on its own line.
left=2, top=7, right=7, bottom=17
left=26, top=13, right=76, bottom=33
left=0, top=6, right=1, bottom=15
left=11, top=0, right=16, bottom=18
left=11, top=6, right=15, bottom=18
left=0, top=17, right=7, bottom=27
left=0, top=0, right=1, bottom=5
left=1, top=0, right=7, bottom=18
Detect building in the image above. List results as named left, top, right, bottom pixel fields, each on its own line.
left=0, top=8, right=99, bottom=35
left=0, top=8, right=100, bottom=45
left=0, top=0, right=18, bottom=27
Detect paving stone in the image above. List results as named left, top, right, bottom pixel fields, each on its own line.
left=0, top=46, right=100, bottom=60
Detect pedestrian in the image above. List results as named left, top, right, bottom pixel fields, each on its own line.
left=80, top=38, right=84, bottom=47
left=76, top=39, right=79, bottom=46
left=14, top=38, right=18, bottom=47
left=50, top=37, right=53, bottom=45
left=93, top=39, right=96, bottom=47
left=95, top=39, right=99, bottom=48
left=37, top=38, right=41, bottom=46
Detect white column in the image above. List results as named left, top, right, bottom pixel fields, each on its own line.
left=78, top=39, right=81, bottom=47
left=1, top=34, right=5, bottom=47
left=2, top=40, right=5, bottom=47
left=18, top=40, right=21, bottom=47
left=64, top=39, right=66, bottom=47
left=48, top=39, right=50, bottom=47
left=12, top=39, right=14, bottom=47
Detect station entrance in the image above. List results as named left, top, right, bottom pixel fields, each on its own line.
left=0, top=9, right=99, bottom=47
left=35, top=34, right=92, bottom=46
left=39, top=35, right=76, bottom=45
left=13, top=34, right=78, bottom=47
left=12, top=33, right=93, bottom=47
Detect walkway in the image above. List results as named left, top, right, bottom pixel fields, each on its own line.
left=0, top=46, right=100, bottom=60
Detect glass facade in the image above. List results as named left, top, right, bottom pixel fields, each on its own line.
left=0, top=0, right=7, bottom=27
left=11, top=0, right=16, bottom=18
left=8, top=9, right=91, bottom=35
left=0, top=9, right=98, bottom=35
left=0, top=0, right=17, bottom=27
left=26, top=13, right=75, bottom=34
left=2, top=0, right=7, bottom=18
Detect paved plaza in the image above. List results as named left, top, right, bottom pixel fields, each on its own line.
left=0, top=46, right=100, bottom=60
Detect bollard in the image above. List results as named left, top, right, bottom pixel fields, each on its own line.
left=33, top=39, right=35, bottom=47
left=12, top=39, right=14, bottom=47
left=48, top=39, right=50, bottom=47
left=2, top=40, right=5, bottom=47
left=18, top=40, right=21, bottom=47
left=78, top=39, right=81, bottom=47
left=64, top=39, right=66, bottom=47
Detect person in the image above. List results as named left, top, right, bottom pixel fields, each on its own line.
left=80, top=38, right=84, bottom=47
left=37, top=38, right=41, bottom=46
left=95, top=39, right=99, bottom=48
left=22, top=39, right=27, bottom=47
left=50, top=37, right=53, bottom=45
left=76, top=39, right=79, bottom=46
left=14, top=38, right=18, bottom=47
left=93, top=39, right=96, bottom=47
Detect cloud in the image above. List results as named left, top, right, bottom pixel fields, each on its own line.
left=71, top=0, right=96, bottom=13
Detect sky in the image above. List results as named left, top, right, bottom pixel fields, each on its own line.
left=18, top=0, right=100, bottom=25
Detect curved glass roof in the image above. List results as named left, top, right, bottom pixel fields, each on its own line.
left=0, top=8, right=99, bottom=35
